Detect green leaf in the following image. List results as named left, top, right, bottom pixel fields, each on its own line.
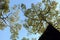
left=0, top=20, right=6, bottom=30
left=21, top=4, right=26, bottom=11
left=0, top=10, right=2, bottom=16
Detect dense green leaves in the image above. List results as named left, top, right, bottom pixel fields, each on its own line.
left=22, top=37, right=29, bottom=40
left=21, top=4, right=26, bottom=12
left=0, top=0, right=60, bottom=40
left=22, top=0, right=60, bottom=34
left=24, top=9, right=31, bottom=17
left=0, top=0, right=21, bottom=40
left=10, top=23, right=22, bottom=40
left=0, top=10, right=2, bottom=16
left=3, top=3, right=9, bottom=13
left=0, top=19, right=6, bottom=30
left=2, top=0, right=9, bottom=13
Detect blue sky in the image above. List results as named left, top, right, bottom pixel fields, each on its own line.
left=0, top=0, right=60, bottom=40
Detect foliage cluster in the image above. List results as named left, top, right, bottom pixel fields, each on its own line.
left=0, top=0, right=60, bottom=40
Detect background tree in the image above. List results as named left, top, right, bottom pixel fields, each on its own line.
left=21, top=0, right=60, bottom=35
left=0, top=0, right=21, bottom=40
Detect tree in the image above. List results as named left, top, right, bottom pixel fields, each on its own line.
left=21, top=0, right=60, bottom=35
left=0, top=0, right=60, bottom=40
left=0, top=0, right=21, bottom=40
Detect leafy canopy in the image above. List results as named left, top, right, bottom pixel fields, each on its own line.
left=0, top=0, right=21, bottom=40
left=21, top=0, right=60, bottom=34
left=0, top=0, right=60, bottom=40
